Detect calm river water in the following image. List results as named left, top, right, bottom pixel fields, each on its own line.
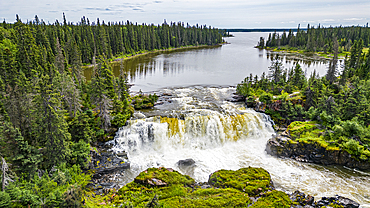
left=85, top=32, right=333, bottom=92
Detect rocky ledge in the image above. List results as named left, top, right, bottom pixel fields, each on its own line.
left=266, top=135, right=370, bottom=171
left=86, top=147, right=130, bottom=194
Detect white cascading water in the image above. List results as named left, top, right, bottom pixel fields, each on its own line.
left=109, top=87, right=370, bottom=207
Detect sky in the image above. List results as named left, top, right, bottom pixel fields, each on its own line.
left=0, top=0, right=369, bottom=28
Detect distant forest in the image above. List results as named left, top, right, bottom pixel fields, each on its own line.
left=258, top=24, right=370, bottom=53
left=0, top=15, right=222, bottom=207
left=225, top=28, right=304, bottom=32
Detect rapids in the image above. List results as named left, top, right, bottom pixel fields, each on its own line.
left=108, top=87, right=370, bottom=207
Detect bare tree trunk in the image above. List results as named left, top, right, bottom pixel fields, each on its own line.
left=1, top=157, right=7, bottom=192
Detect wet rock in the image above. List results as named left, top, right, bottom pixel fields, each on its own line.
left=177, top=159, right=196, bottom=167
left=289, top=190, right=314, bottom=206
left=162, top=93, right=172, bottom=96
left=226, top=94, right=244, bottom=102
left=116, top=151, right=127, bottom=158
left=200, top=184, right=212, bottom=189
left=87, top=147, right=130, bottom=195
left=337, top=196, right=360, bottom=208
left=316, top=196, right=360, bottom=208
left=266, top=136, right=370, bottom=171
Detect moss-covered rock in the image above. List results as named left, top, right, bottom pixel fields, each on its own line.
left=134, top=167, right=194, bottom=187
left=208, top=167, right=272, bottom=196
left=250, top=190, right=292, bottom=208
left=266, top=121, right=370, bottom=171
left=115, top=167, right=253, bottom=207
left=113, top=167, right=293, bottom=207
left=109, top=167, right=360, bottom=207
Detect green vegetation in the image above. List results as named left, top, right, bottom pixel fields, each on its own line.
left=258, top=24, right=370, bottom=55
left=105, top=167, right=293, bottom=208
left=0, top=14, right=223, bottom=206
left=132, top=92, right=159, bottom=110
left=239, top=27, right=370, bottom=162
left=250, top=190, right=292, bottom=208
left=208, top=167, right=272, bottom=195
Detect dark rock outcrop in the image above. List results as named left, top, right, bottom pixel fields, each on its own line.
left=89, top=149, right=130, bottom=174
left=266, top=136, right=370, bottom=171
left=87, top=148, right=130, bottom=194
left=315, top=196, right=360, bottom=208
left=289, top=190, right=359, bottom=208
left=177, top=159, right=196, bottom=167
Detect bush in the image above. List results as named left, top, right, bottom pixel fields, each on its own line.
left=69, top=140, right=90, bottom=168
left=259, top=92, right=273, bottom=104
left=342, top=139, right=363, bottom=156
left=0, top=191, right=11, bottom=208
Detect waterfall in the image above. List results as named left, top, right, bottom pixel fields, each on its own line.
left=111, top=108, right=274, bottom=154
left=107, top=87, right=370, bottom=207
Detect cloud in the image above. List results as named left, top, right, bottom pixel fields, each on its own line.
left=343, top=18, right=363, bottom=21
left=320, top=19, right=335, bottom=22
left=153, top=1, right=163, bottom=3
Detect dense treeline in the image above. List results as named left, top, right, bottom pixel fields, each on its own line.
left=2, top=14, right=223, bottom=66
left=258, top=24, right=370, bottom=54
left=0, top=15, right=222, bottom=207
left=238, top=32, right=370, bottom=161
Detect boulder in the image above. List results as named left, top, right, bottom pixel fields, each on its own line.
left=316, top=196, right=360, bottom=208
left=177, top=159, right=196, bottom=167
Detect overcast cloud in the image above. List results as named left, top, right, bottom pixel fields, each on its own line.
left=0, top=0, right=369, bottom=28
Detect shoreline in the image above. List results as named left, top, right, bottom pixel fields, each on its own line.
left=255, top=46, right=349, bottom=60
left=82, top=44, right=223, bottom=69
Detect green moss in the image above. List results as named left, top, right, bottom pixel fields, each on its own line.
left=134, top=167, right=194, bottom=186
left=250, top=190, right=293, bottom=208
left=287, top=121, right=319, bottom=139
left=114, top=167, right=300, bottom=207
left=327, top=203, right=345, bottom=208
left=161, top=188, right=251, bottom=207
left=116, top=167, right=253, bottom=207
left=208, top=167, right=272, bottom=195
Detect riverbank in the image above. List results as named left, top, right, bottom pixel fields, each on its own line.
left=243, top=93, right=370, bottom=170
left=256, top=45, right=351, bottom=60
left=82, top=44, right=223, bottom=70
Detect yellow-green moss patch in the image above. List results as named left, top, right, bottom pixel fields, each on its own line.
left=250, top=190, right=293, bottom=208
left=208, top=167, right=272, bottom=195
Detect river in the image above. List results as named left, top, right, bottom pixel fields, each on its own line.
left=97, top=32, right=369, bottom=207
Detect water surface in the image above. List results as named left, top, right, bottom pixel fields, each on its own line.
left=85, top=32, right=332, bottom=92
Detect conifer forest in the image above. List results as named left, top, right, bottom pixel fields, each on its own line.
left=0, top=15, right=222, bottom=207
